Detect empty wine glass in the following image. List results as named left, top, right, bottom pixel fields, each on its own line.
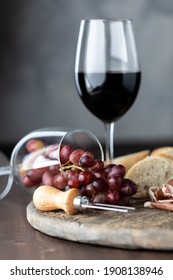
left=74, top=19, right=141, bottom=163
left=0, top=127, right=103, bottom=199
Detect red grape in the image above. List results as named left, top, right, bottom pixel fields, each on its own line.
left=91, top=192, right=107, bottom=204
left=26, top=168, right=44, bottom=183
left=104, top=164, right=116, bottom=174
left=81, top=151, right=94, bottom=159
left=108, top=164, right=125, bottom=178
left=108, top=176, right=122, bottom=190
left=85, top=183, right=97, bottom=196
left=119, top=178, right=137, bottom=196
left=106, top=190, right=120, bottom=205
left=93, top=170, right=106, bottom=179
left=42, top=171, right=54, bottom=186
left=53, top=173, right=68, bottom=189
left=69, top=149, right=85, bottom=165
left=79, top=155, right=95, bottom=168
left=48, top=164, right=60, bottom=175
left=90, top=160, right=104, bottom=171
left=64, top=169, right=79, bottom=179
left=92, top=177, right=108, bottom=192
left=21, top=174, right=35, bottom=188
left=68, top=174, right=81, bottom=189
left=60, top=144, right=74, bottom=164
left=78, top=170, right=94, bottom=185
left=80, top=185, right=88, bottom=196
left=118, top=195, right=130, bottom=206
left=26, top=139, right=45, bottom=152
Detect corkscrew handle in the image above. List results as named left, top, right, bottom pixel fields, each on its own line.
left=33, top=185, right=81, bottom=215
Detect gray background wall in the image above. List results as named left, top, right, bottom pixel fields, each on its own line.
left=0, top=0, right=173, bottom=146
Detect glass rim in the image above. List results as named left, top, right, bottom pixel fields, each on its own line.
left=0, top=151, right=13, bottom=200
left=58, top=128, right=104, bottom=166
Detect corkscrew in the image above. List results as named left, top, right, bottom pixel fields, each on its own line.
left=33, top=185, right=135, bottom=215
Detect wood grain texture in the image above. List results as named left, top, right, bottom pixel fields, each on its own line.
left=2, top=151, right=173, bottom=260
left=27, top=199, right=173, bottom=251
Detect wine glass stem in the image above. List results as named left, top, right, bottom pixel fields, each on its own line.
left=0, top=165, right=12, bottom=175
left=104, top=122, right=115, bottom=164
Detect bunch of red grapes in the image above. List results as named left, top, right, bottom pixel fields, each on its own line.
left=21, top=140, right=137, bottom=206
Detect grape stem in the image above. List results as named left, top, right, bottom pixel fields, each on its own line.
left=60, top=165, right=84, bottom=172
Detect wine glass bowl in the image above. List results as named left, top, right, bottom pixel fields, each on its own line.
left=0, top=127, right=104, bottom=199
left=75, top=19, right=141, bottom=163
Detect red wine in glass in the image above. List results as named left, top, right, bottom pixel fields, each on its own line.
left=75, top=19, right=141, bottom=163
left=75, top=71, right=141, bottom=123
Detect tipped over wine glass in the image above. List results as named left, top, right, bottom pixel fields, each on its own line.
left=0, top=127, right=104, bottom=200
left=74, top=19, right=141, bottom=163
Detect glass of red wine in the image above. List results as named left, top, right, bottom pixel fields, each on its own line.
left=74, top=19, right=141, bottom=163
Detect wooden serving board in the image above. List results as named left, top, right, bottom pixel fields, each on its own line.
left=26, top=199, right=173, bottom=250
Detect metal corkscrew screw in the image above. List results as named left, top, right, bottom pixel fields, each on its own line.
left=33, top=185, right=135, bottom=215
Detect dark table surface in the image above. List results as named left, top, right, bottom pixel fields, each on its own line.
left=1, top=144, right=173, bottom=260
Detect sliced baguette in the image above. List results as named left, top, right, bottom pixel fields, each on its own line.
left=151, top=146, right=173, bottom=161
left=126, top=156, right=173, bottom=199
left=113, top=150, right=149, bottom=173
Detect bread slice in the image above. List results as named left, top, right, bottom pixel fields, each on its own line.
left=126, top=156, right=173, bottom=198
left=113, top=150, right=149, bottom=173
left=151, top=146, right=173, bottom=161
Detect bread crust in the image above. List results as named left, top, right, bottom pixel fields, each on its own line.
left=126, top=156, right=173, bottom=199
left=151, top=146, right=173, bottom=161
left=113, top=150, right=149, bottom=173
